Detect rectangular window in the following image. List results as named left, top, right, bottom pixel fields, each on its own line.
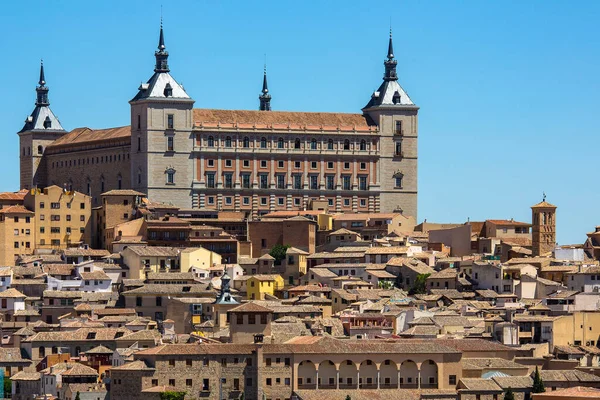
left=50, top=227, right=60, bottom=234
left=167, top=136, right=174, bottom=151
left=277, top=197, right=284, bottom=205
left=167, top=114, right=174, bottom=129
left=225, top=159, right=232, bottom=167
left=260, top=160, right=267, bottom=168
left=343, top=162, right=350, bottom=170
left=260, top=174, right=268, bottom=189
left=310, top=175, right=318, bottom=190
left=242, top=174, right=251, bottom=188
left=224, top=173, right=233, bottom=188
left=278, top=160, right=284, bottom=168
left=359, top=176, right=367, bottom=190
left=243, top=197, right=250, bottom=205
left=293, top=174, right=302, bottom=189
left=260, top=197, right=267, bottom=205
left=326, top=175, right=335, bottom=190
left=395, top=176, right=403, bottom=188
left=449, top=375, right=457, bottom=385
left=294, top=161, right=301, bottom=169
left=207, top=159, right=214, bottom=167
left=327, top=161, right=334, bottom=169
left=342, top=175, right=351, bottom=190
left=276, top=174, right=285, bottom=189
left=186, top=379, right=192, bottom=387
left=395, top=120, right=403, bottom=135
left=360, top=162, right=367, bottom=170
left=207, top=173, right=215, bottom=188
left=50, top=202, right=60, bottom=209
left=243, top=159, right=250, bottom=167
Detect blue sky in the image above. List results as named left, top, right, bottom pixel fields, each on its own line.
left=2, top=1, right=599, bottom=244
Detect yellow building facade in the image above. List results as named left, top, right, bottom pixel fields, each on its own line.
left=247, top=275, right=285, bottom=300
left=24, top=185, right=92, bottom=250
left=180, top=247, right=222, bottom=272
left=0, top=206, right=35, bottom=266
left=553, top=311, right=600, bottom=348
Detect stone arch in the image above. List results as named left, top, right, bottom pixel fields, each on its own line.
left=318, top=360, right=337, bottom=389
left=298, top=360, right=316, bottom=388
left=400, top=360, right=418, bottom=388
left=420, top=359, right=438, bottom=388
left=339, top=359, right=357, bottom=389
left=380, top=359, right=398, bottom=388
left=359, top=360, right=378, bottom=389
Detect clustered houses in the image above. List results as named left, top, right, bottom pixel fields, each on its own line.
left=4, top=20, right=600, bottom=400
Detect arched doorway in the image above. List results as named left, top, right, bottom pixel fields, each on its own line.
left=380, top=360, right=398, bottom=388
left=400, top=360, right=419, bottom=388
left=298, top=360, right=316, bottom=389
left=339, top=360, right=357, bottom=389
left=421, top=359, right=438, bottom=388
left=319, top=360, right=337, bottom=389
left=359, top=360, right=378, bottom=389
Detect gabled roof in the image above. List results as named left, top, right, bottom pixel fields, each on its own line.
left=132, top=71, right=191, bottom=101
left=229, top=302, right=273, bottom=313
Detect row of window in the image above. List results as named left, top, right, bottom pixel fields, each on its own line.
left=204, top=196, right=371, bottom=208
left=206, top=159, right=371, bottom=171
left=13, top=229, right=31, bottom=236
left=205, top=173, right=370, bottom=190
left=39, top=202, right=86, bottom=210
left=13, top=241, right=31, bottom=249
left=51, top=153, right=129, bottom=169
left=38, top=227, right=85, bottom=234
left=39, top=215, right=86, bottom=222
left=201, top=136, right=375, bottom=151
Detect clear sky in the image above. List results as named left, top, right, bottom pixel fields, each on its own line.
left=2, top=1, right=599, bottom=244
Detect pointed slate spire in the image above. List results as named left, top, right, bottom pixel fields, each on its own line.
left=259, top=64, right=272, bottom=111
left=154, top=19, right=170, bottom=73
left=36, top=60, right=49, bottom=106
left=387, top=28, right=394, bottom=59
left=384, top=29, right=398, bottom=82
left=39, top=60, right=46, bottom=86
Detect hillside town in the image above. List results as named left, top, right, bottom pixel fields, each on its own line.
left=4, top=15, right=598, bottom=400
left=0, top=184, right=597, bottom=400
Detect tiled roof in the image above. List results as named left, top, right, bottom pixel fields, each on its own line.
left=193, top=109, right=372, bottom=131
left=531, top=200, right=557, bottom=209
left=459, top=378, right=502, bottom=391
left=538, top=369, right=600, bottom=383
left=61, top=362, right=99, bottom=376
left=62, top=248, right=111, bottom=257
left=287, top=284, right=331, bottom=293
left=147, top=272, right=195, bottom=280
left=462, top=358, right=526, bottom=370
left=229, top=302, right=273, bottom=313
left=111, top=360, right=154, bottom=370
left=533, top=386, right=600, bottom=398
left=491, top=376, right=533, bottom=389
left=122, top=284, right=213, bottom=296
left=333, top=213, right=405, bottom=221
left=79, top=271, right=110, bottom=280
left=84, top=345, right=114, bottom=354
left=24, top=327, right=132, bottom=343
left=486, top=219, right=531, bottom=227
left=365, top=246, right=409, bottom=255
left=0, top=288, right=26, bottom=298
left=101, top=189, right=146, bottom=196
left=0, top=205, right=33, bottom=214
left=427, top=268, right=458, bottom=279
left=0, top=190, right=27, bottom=201
left=10, top=371, right=40, bottom=381
left=47, top=126, right=130, bottom=148
left=124, top=246, right=181, bottom=257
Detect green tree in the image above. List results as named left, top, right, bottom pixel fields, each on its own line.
left=3, top=377, right=11, bottom=398
left=503, top=387, right=515, bottom=400
left=532, top=366, right=545, bottom=393
left=269, top=244, right=290, bottom=266
left=159, top=392, right=186, bottom=400
left=409, top=273, right=430, bottom=295
left=74, top=392, right=81, bottom=400
left=345, top=396, right=351, bottom=400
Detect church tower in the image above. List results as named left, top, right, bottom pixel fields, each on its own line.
left=18, top=61, right=66, bottom=190
left=129, top=22, right=195, bottom=205
left=531, top=196, right=557, bottom=257
left=362, top=30, right=419, bottom=218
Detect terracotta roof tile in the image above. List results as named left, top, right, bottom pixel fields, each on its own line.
left=47, top=126, right=130, bottom=149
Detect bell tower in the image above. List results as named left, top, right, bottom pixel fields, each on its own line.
left=18, top=61, right=66, bottom=189
left=531, top=195, right=557, bottom=257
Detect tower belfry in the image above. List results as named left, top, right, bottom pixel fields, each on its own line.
left=531, top=196, right=557, bottom=257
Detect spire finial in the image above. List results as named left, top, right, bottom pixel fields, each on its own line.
left=259, top=59, right=272, bottom=111
left=387, top=28, right=394, bottom=59
left=158, top=17, right=165, bottom=51
left=39, top=59, right=46, bottom=86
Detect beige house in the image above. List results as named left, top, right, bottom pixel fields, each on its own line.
left=0, top=206, right=35, bottom=266
left=24, top=185, right=92, bottom=250
left=180, top=247, right=222, bottom=272
left=121, top=246, right=182, bottom=279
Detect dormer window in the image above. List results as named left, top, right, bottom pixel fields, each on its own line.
left=164, top=83, right=173, bottom=97
left=43, top=116, right=52, bottom=129
left=392, top=91, right=401, bottom=104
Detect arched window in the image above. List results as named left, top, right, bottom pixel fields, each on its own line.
left=51, top=346, right=58, bottom=354
left=311, top=139, right=317, bottom=150
left=360, top=140, right=366, bottom=151
left=118, top=175, right=122, bottom=190
left=166, top=168, right=176, bottom=184
left=278, top=138, right=284, bottom=149
left=243, top=137, right=250, bottom=148
left=39, top=347, right=45, bottom=358
left=328, top=139, right=334, bottom=150
left=225, top=136, right=232, bottom=148
left=260, top=137, right=267, bottom=148
left=294, top=139, right=301, bottom=149
left=37, top=145, right=43, bottom=155
left=343, top=140, right=350, bottom=150
left=208, top=136, right=215, bottom=147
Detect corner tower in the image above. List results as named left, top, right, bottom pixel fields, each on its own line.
left=129, top=22, right=195, bottom=205
left=18, top=61, right=66, bottom=190
left=531, top=196, right=557, bottom=257
left=362, top=30, right=419, bottom=218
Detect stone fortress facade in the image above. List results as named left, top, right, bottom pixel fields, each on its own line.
left=18, top=26, right=419, bottom=219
